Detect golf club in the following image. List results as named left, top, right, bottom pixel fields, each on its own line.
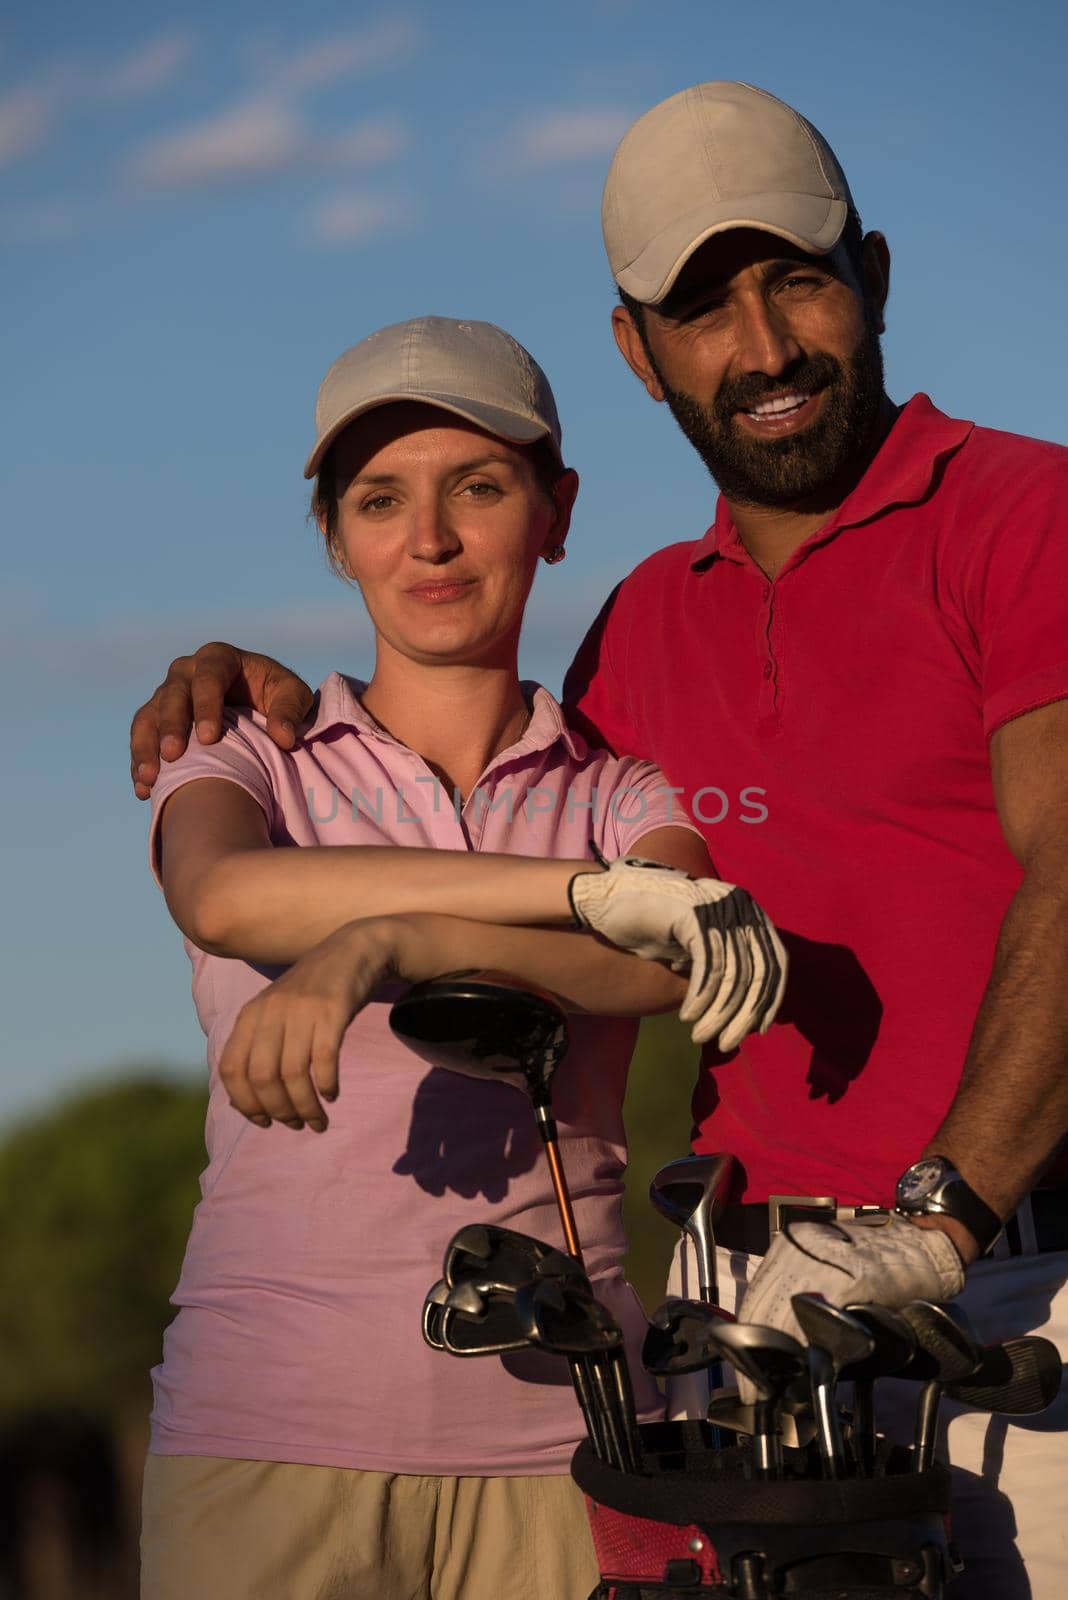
left=648, top=1153, right=737, bottom=1419
left=516, top=1275, right=641, bottom=1473
left=443, top=1223, right=583, bottom=1294
left=946, top=1334, right=1062, bottom=1415
left=422, top=1277, right=450, bottom=1351
left=707, top=1322, right=808, bottom=1479
left=390, top=973, right=582, bottom=1261
left=842, top=1303, right=918, bottom=1475
left=899, top=1301, right=981, bottom=1472
left=641, top=1296, right=738, bottom=1376
left=791, top=1295, right=875, bottom=1479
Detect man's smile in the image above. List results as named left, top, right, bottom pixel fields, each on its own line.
left=735, top=387, right=828, bottom=438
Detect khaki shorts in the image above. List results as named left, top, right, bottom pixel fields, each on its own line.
left=141, top=1452, right=600, bottom=1600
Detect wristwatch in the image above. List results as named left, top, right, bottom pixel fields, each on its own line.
left=895, top=1156, right=1003, bottom=1256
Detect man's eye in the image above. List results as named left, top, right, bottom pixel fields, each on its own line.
left=779, top=275, right=825, bottom=292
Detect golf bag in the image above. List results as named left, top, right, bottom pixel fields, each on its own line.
left=572, top=1421, right=957, bottom=1600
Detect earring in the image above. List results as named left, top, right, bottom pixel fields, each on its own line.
left=544, top=546, right=566, bottom=565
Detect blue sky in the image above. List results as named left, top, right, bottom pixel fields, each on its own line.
left=2, top=0, right=1066, bottom=1127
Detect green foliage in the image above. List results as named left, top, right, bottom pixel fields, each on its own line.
left=621, top=1013, right=700, bottom=1312
left=0, top=1075, right=207, bottom=1421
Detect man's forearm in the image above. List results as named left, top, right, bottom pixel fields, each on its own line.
left=192, top=847, right=588, bottom=963
left=924, top=871, right=1068, bottom=1219
left=393, top=913, right=688, bottom=1017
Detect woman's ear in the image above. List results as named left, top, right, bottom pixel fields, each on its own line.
left=542, top=468, right=580, bottom=558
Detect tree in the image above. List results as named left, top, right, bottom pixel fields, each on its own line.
left=0, top=1075, right=207, bottom=1420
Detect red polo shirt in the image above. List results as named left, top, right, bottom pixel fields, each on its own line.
left=565, top=395, right=1068, bottom=1207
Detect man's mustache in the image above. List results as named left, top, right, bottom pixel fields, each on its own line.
left=714, top=357, right=843, bottom=419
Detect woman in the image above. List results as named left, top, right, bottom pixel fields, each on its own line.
left=139, top=316, right=784, bottom=1600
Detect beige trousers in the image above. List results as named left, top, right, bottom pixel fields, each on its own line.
left=141, top=1452, right=601, bottom=1600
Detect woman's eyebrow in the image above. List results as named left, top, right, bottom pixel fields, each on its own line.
left=351, top=453, right=516, bottom=487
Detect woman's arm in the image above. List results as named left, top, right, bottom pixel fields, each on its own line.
left=159, top=781, right=709, bottom=964
left=219, top=908, right=692, bottom=1132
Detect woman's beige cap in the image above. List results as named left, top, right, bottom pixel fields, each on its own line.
left=303, top=316, right=563, bottom=478
left=602, top=81, right=854, bottom=306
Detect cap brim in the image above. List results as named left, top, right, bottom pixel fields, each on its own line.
left=616, top=192, right=848, bottom=306
left=303, top=392, right=555, bottom=479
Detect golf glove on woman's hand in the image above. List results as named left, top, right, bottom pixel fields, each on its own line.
left=730, top=1213, right=965, bottom=1401
left=568, top=855, right=787, bottom=1050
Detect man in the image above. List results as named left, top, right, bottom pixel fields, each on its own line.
left=132, top=83, right=1068, bottom=1596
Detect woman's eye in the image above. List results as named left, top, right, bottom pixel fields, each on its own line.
left=361, top=493, right=396, bottom=512
left=461, top=480, right=500, bottom=499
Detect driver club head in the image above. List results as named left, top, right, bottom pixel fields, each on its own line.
left=389, top=972, right=568, bottom=1105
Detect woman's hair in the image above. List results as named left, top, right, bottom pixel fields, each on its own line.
left=310, top=429, right=567, bottom=581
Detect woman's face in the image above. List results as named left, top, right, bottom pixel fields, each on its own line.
left=328, top=402, right=577, bottom=672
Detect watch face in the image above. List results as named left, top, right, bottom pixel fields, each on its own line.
left=898, top=1158, right=948, bottom=1205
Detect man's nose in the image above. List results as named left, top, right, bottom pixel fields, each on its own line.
left=406, top=501, right=461, bottom=560
left=733, top=294, right=802, bottom=377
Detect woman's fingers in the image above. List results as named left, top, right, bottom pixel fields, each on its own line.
left=218, top=1004, right=274, bottom=1127
left=278, top=1009, right=331, bottom=1132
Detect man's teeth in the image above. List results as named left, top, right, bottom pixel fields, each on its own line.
left=746, top=392, right=810, bottom=418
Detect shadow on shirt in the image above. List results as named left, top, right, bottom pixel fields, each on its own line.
left=776, top=930, right=884, bottom=1104
left=392, top=1068, right=541, bottom=1202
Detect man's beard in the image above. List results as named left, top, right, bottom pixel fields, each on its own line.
left=650, top=321, right=887, bottom=509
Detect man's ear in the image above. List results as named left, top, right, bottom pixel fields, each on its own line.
left=861, top=231, right=891, bottom=334
left=611, top=305, right=665, bottom=403
left=542, top=467, right=580, bottom=555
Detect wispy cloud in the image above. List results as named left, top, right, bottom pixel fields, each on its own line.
left=0, top=71, right=68, bottom=169
left=503, top=107, right=631, bottom=173
left=129, top=103, right=407, bottom=188
left=98, top=29, right=196, bottom=101
left=0, top=28, right=195, bottom=173
left=266, top=16, right=423, bottom=94
left=305, top=189, right=417, bottom=246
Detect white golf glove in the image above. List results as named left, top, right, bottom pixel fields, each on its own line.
left=733, top=1213, right=965, bottom=1401
left=568, top=855, right=787, bottom=1050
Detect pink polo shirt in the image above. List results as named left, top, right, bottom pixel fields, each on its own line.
left=566, top=395, right=1068, bottom=1208
left=147, top=673, right=695, bottom=1474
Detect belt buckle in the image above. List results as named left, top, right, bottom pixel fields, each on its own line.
left=767, top=1194, right=837, bottom=1235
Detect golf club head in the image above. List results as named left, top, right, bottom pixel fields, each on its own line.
left=843, top=1303, right=918, bottom=1377
left=438, top=1281, right=531, bottom=1357
left=514, top=1276, right=622, bottom=1356
left=791, top=1295, right=877, bottom=1374
left=707, top=1394, right=817, bottom=1450
left=947, top=1335, right=1063, bottom=1414
left=443, top=1223, right=584, bottom=1293
left=899, top=1301, right=981, bottom=1384
left=642, top=1297, right=737, bottom=1376
left=422, top=1278, right=450, bottom=1351
left=708, top=1322, right=807, bottom=1399
left=389, top=972, right=568, bottom=1104
left=648, top=1153, right=737, bottom=1301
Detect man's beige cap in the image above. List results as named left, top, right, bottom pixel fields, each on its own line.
left=602, top=81, right=854, bottom=306
left=303, top=316, right=563, bottom=479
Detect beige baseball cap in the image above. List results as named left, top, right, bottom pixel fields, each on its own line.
left=602, top=81, right=855, bottom=306
left=303, top=316, right=563, bottom=479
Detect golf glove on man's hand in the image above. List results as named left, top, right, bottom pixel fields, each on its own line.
left=568, top=855, right=787, bottom=1050
left=732, top=1213, right=965, bottom=1401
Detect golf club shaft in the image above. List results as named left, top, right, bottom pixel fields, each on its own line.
left=852, top=1378, right=876, bottom=1477
left=541, top=1129, right=584, bottom=1264
left=915, top=1380, right=943, bottom=1473
left=569, top=1356, right=608, bottom=1462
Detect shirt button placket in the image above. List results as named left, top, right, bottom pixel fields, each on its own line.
left=758, top=580, right=779, bottom=723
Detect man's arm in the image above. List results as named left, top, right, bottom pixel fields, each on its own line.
left=916, top=697, right=1068, bottom=1261
left=131, top=644, right=313, bottom=798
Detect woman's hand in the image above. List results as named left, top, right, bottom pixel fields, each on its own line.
left=219, top=917, right=410, bottom=1132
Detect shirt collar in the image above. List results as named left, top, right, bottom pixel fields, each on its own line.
left=300, top=671, right=586, bottom=761
left=689, top=393, right=974, bottom=570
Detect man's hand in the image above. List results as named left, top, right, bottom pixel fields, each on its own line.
left=218, top=916, right=407, bottom=1133
left=732, top=1213, right=965, bottom=1399
left=569, top=856, right=787, bottom=1049
left=130, top=642, right=314, bottom=798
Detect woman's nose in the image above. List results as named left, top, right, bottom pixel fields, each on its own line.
left=406, top=503, right=461, bottom=561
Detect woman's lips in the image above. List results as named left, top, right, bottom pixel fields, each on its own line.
left=734, top=387, right=827, bottom=437
left=405, top=579, right=478, bottom=603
